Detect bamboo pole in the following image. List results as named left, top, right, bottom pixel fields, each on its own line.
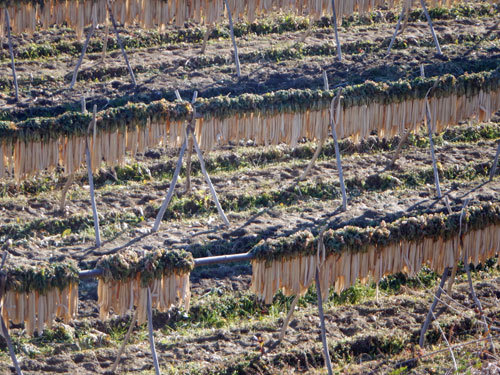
left=85, top=104, right=102, bottom=247
left=0, top=253, right=23, bottom=375
left=330, top=0, right=342, bottom=61
left=70, top=6, right=96, bottom=89
left=330, top=90, right=347, bottom=211
left=184, top=91, right=197, bottom=194
left=147, top=288, right=161, bottom=375
left=111, top=309, right=138, bottom=373
left=106, top=0, right=137, bottom=86
left=223, top=0, right=241, bottom=78
left=489, top=142, right=500, bottom=181
left=299, top=21, right=314, bottom=43
left=419, top=267, right=449, bottom=348
left=420, top=0, right=442, bottom=55
left=5, top=8, right=18, bottom=102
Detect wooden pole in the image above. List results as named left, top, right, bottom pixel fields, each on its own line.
left=464, top=261, right=495, bottom=354
left=489, top=142, right=500, bottom=181
left=111, top=309, right=138, bottom=373
left=101, top=14, right=110, bottom=64
left=330, top=0, right=342, bottom=61
left=184, top=91, right=197, bottom=194
left=106, top=0, right=137, bottom=86
left=152, top=139, right=188, bottom=232
left=388, top=130, right=410, bottom=168
left=330, top=90, right=347, bottom=211
left=147, top=288, right=161, bottom=375
left=59, top=173, right=75, bottom=212
left=200, top=25, right=212, bottom=55
left=315, top=267, right=333, bottom=375
left=300, top=71, right=330, bottom=180
left=298, top=21, right=314, bottom=43
left=223, top=0, right=241, bottom=78
left=421, top=67, right=442, bottom=199
left=190, top=128, right=230, bottom=226
left=419, top=0, right=442, bottom=55
left=85, top=104, right=102, bottom=247
left=278, top=294, right=300, bottom=342
left=0, top=254, right=23, bottom=375
left=5, top=8, right=18, bottom=102
left=419, top=267, right=449, bottom=348
left=70, top=5, right=96, bottom=89
left=386, top=4, right=406, bottom=55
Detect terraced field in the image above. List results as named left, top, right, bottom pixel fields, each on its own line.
left=0, top=2, right=500, bottom=375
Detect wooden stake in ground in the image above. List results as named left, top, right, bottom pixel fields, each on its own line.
left=419, top=267, right=449, bottom=348
left=298, top=21, right=314, bottom=43
left=0, top=253, right=23, bottom=375
left=387, top=130, right=410, bottom=168
left=111, top=309, right=138, bottom=373
left=223, top=0, right=241, bottom=78
left=101, top=15, right=110, bottom=64
left=386, top=0, right=411, bottom=55
left=59, top=173, right=75, bottom=212
left=4, top=8, right=18, bottom=102
left=315, top=230, right=333, bottom=375
left=200, top=25, right=212, bottom=54
left=330, top=0, right=342, bottom=61
left=299, top=71, right=330, bottom=180
left=85, top=104, right=102, bottom=247
left=490, top=142, right=500, bottom=181
left=420, top=0, right=442, bottom=55
left=189, top=123, right=230, bottom=226
left=106, top=0, right=137, bottom=86
left=147, top=288, right=161, bottom=375
left=421, top=67, right=442, bottom=199
left=330, top=89, right=347, bottom=211
left=70, top=4, right=97, bottom=89
left=278, top=294, right=300, bottom=342
left=152, top=137, right=188, bottom=232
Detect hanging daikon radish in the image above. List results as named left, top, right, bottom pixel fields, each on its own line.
left=1, top=261, right=79, bottom=336
left=97, top=248, right=194, bottom=324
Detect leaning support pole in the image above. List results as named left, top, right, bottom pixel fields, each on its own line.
left=421, top=67, right=442, bottom=199
left=111, top=309, right=138, bottom=373
left=101, top=15, right=110, bottom=63
left=59, top=173, right=75, bottom=212
left=315, top=269, right=333, bottom=375
left=386, top=3, right=406, bottom=55
left=300, top=71, right=330, bottom=180
left=464, top=261, right=496, bottom=354
left=152, top=139, right=188, bottom=232
left=330, top=0, right=342, bottom=61
left=419, top=267, right=449, bottom=348
left=489, top=142, right=500, bottom=181
left=85, top=104, right=102, bottom=247
left=70, top=5, right=96, bottom=89
left=330, top=89, right=347, bottom=211
left=5, top=8, right=18, bottom=102
left=0, top=254, right=23, bottom=375
left=388, top=129, right=410, bottom=168
left=278, top=294, right=300, bottom=342
left=200, top=25, right=212, bottom=54
left=106, top=0, right=137, bottom=86
left=223, top=0, right=241, bottom=78
left=190, top=126, right=230, bottom=226
left=147, top=288, right=161, bottom=375
left=419, top=0, right=442, bottom=55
